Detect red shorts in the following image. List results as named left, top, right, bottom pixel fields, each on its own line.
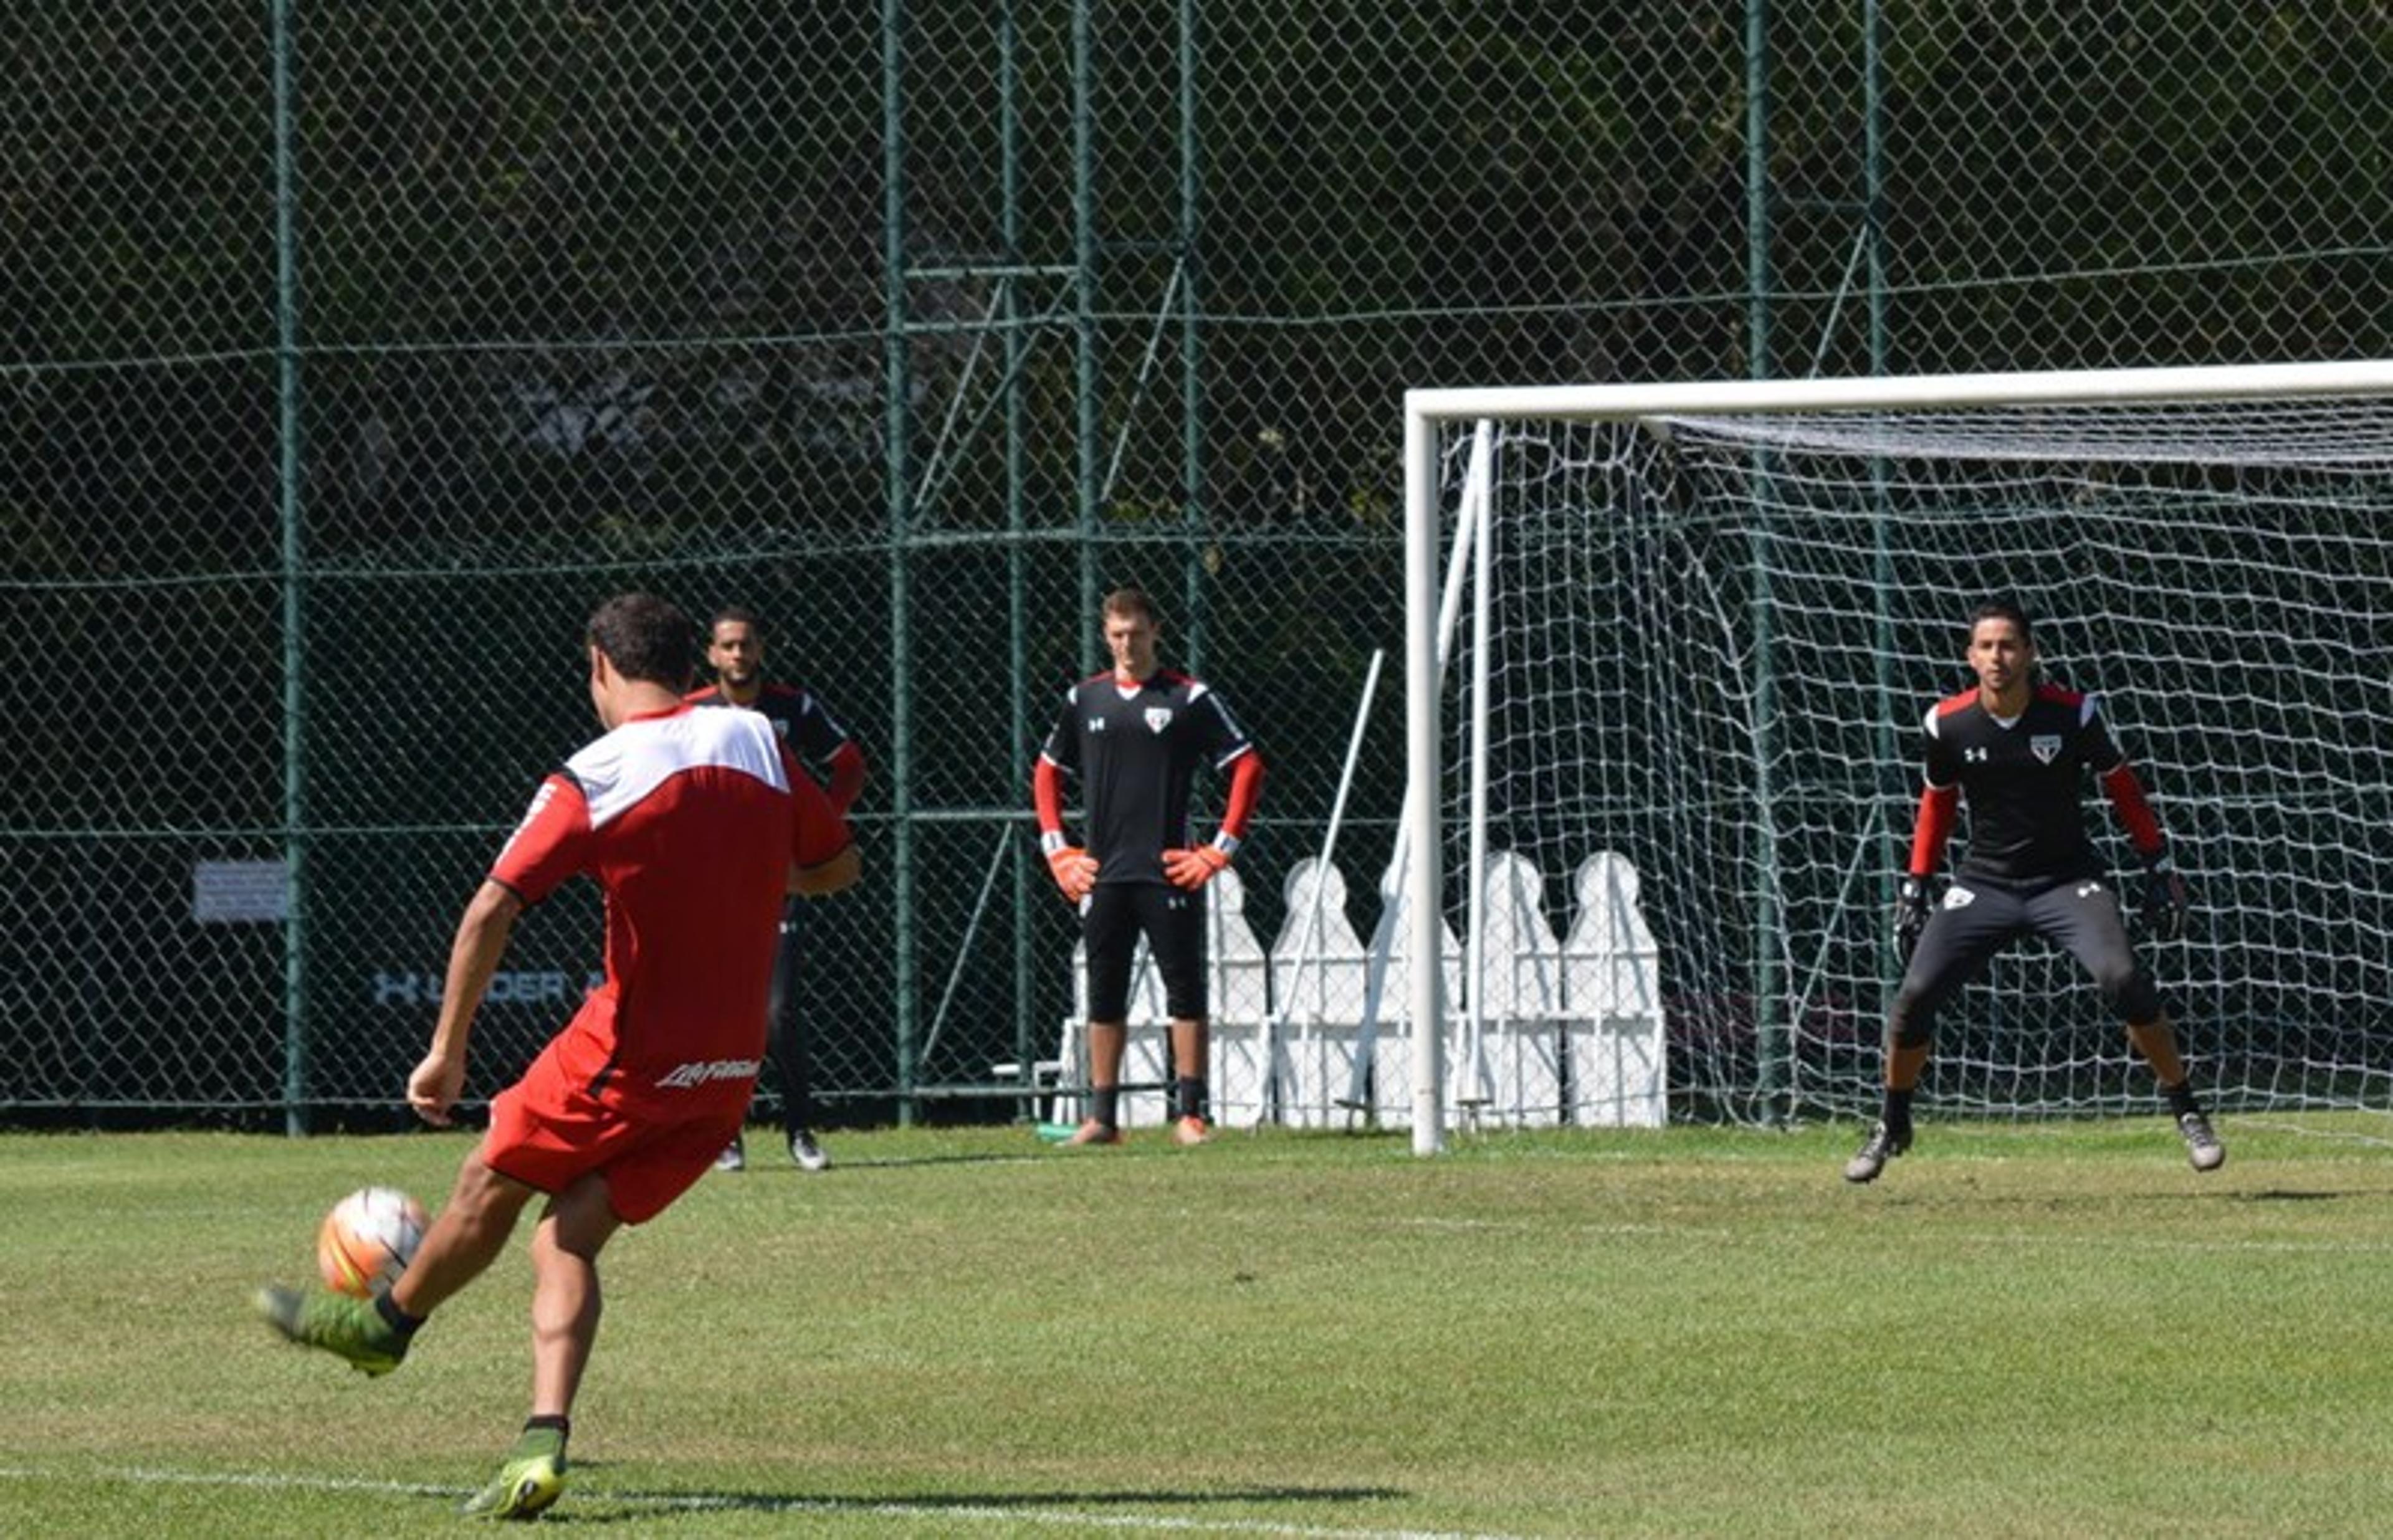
left=483, top=1039, right=748, bottom=1225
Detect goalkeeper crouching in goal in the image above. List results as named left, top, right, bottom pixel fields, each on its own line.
left=1846, top=597, right=2224, bottom=1184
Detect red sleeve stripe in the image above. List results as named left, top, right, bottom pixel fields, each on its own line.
left=1218, top=751, right=1265, bottom=842
left=2099, top=763, right=2165, bottom=857
left=1032, top=756, right=1067, bottom=835
left=1908, top=783, right=1959, bottom=878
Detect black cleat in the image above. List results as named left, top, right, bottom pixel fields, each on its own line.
left=2176, top=1109, right=2226, bottom=1172
left=1843, top=1121, right=1912, bottom=1184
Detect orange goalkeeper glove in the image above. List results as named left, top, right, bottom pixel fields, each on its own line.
left=1044, top=840, right=1098, bottom=901
left=1162, top=844, right=1232, bottom=891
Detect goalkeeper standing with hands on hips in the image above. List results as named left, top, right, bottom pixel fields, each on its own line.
left=1035, top=586, right=1264, bottom=1146
left=1847, top=597, right=2223, bottom=1183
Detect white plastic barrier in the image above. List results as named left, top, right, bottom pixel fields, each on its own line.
left=1364, top=873, right=1463, bottom=1129
left=1463, top=851, right=1565, bottom=1127
left=1559, top=852, right=1666, bottom=1127
left=1203, top=867, right=1274, bottom=1124
left=1268, top=858, right=1370, bottom=1128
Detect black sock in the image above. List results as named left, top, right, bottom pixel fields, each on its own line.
left=2161, top=1079, right=2202, bottom=1116
left=1175, top=1078, right=1208, bottom=1123
left=373, top=1289, right=424, bottom=1338
left=1881, top=1086, right=1914, bottom=1135
left=1091, top=1086, right=1119, bottom=1128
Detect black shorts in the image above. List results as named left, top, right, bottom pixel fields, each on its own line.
left=1889, top=870, right=2164, bottom=1047
left=1082, top=882, right=1208, bottom=1022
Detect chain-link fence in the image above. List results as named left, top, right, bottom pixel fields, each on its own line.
left=7, top=2, right=2392, bottom=1126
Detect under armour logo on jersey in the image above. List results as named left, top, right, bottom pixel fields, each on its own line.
left=1964, top=747, right=1989, bottom=763
left=2076, top=882, right=2102, bottom=898
left=2032, top=734, right=2062, bottom=764
left=1086, top=716, right=1106, bottom=733
left=1144, top=707, right=1173, bottom=734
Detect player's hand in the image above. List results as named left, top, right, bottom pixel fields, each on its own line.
left=1046, top=845, right=1099, bottom=901
left=1893, top=876, right=1934, bottom=966
left=1162, top=845, right=1231, bottom=891
left=406, top=1050, right=467, bottom=1128
left=2141, top=853, right=2187, bottom=941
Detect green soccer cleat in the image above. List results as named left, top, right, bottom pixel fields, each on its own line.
left=461, top=1428, right=567, bottom=1521
left=253, top=1285, right=409, bottom=1376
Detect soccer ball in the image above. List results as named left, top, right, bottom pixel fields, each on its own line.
left=317, top=1186, right=428, bottom=1298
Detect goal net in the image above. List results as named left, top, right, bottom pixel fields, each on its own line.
left=1399, top=362, right=2393, bottom=1149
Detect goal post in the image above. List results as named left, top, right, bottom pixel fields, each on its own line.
left=1402, top=358, right=2393, bottom=1156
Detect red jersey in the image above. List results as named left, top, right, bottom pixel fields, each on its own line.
left=490, top=703, right=850, bottom=1114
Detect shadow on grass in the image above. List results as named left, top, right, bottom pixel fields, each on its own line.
left=523, top=1482, right=1408, bottom=1524
left=1868, top=1182, right=2393, bottom=1212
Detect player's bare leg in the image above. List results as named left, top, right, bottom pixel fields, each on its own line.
left=256, top=1152, right=535, bottom=1375
left=391, top=1154, right=539, bottom=1319
left=1169, top=1017, right=1211, bottom=1144
left=2127, top=1015, right=2225, bottom=1171
left=461, top=1174, right=617, bottom=1520
left=1846, top=1042, right=1929, bottom=1184
left=528, top=1174, right=619, bottom=1417
left=1068, top=1020, right=1127, bottom=1144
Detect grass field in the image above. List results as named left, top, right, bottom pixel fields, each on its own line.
left=6, top=1115, right=2393, bottom=1537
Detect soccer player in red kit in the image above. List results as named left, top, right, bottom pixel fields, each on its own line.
left=1846, top=598, right=2220, bottom=1183
left=1034, top=586, right=1264, bottom=1147
left=257, top=592, right=858, bottom=1518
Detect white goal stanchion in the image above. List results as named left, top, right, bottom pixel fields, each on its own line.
left=1403, top=359, right=2393, bottom=1154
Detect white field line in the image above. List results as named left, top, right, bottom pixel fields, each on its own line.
left=0, top=1463, right=1528, bottom=1540
left=1387, top=1212, right=2393, bottom=1255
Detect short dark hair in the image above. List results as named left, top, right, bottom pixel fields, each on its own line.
left=586, top=592, right=696, bottom=690
left=1969, top=596, right=2034, bottom=645
left=1102, top=586, right=1159, bottom=625
left=709, top=604, right=761, bottom=637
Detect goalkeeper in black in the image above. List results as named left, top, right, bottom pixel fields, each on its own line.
left=1034, top=586, right=1264, bottom=1147
left=1846, top=598, right=2222, bottom=1183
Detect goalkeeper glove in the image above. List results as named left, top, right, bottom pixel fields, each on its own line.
left=1044, top=840, right=1099, bottom=902
left=1162, top=844, right=1232, bottom=891
left=1893, top=875, right=1934, bottom=966
left=2140, top=852, right=2187, bottom=941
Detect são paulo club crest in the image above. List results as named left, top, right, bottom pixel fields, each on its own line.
left=2030, top=733, right=2061, bottom=763
left=1144, top=707, right=1173, bottom=734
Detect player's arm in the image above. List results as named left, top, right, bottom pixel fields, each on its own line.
left=793, top=688, right=869, bottom=817
left=2099, top=758, right=2185, bottom=938
left=2086, top=698, right=2185, bottom=938
left=1163, top=747, right=1264, bottom=890
left=822, top=740, right=867, bottom=819
left=409, top=879, right=523, bottom=1127
left=1894, top=709, right=1961, bottom=961
left=409, top=773, right=586, bottom=1124
left=1034, top=754, right=1097, bottom=900
left=782, top=748, right=861, bottom=897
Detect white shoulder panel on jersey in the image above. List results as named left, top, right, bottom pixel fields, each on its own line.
left=568, top=707, right=790, bottom=829
left=2080, top=690, right=2102, bottom=727
left=1922, top=705, right=1942, bottom=739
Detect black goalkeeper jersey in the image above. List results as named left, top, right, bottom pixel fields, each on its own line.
left=687, top=680, right=853, bottom=771
left=1040, top=668, right=1254, bottom=887
left=1921, top=681, right=2127, bottom=883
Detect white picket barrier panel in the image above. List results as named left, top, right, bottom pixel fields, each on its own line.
left=1463, top=851, right=1565, bottom=1127
left=1559, top=851, right=1666, bottom=1127
left=1268, top=858, right=1370, bottom=1128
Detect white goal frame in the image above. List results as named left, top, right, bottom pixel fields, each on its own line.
left=1400, top=358, right=2393, bottom=1156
